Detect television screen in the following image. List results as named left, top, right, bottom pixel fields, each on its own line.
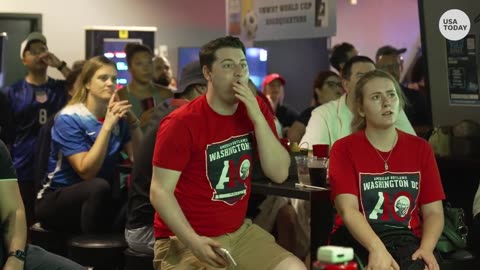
left=103, top=38, right=142, bottom=88
left=419, top=0, right=480, bottom=125
left=178, top=47, right=268, bottom=90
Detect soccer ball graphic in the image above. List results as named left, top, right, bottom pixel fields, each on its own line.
left=242, top=10, right=258, bottom=40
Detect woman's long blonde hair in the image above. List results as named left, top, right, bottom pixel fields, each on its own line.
left=351, top=69, right=407, bottom=132
left=68, top=56, right=116, bottom=105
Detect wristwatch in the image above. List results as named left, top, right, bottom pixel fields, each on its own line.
left=8, top=250, right=26, bottom=262
left=57, top=61, right=67, bottom=71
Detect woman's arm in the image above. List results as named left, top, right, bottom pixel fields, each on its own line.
left=67, top=124, right=114, bottom=180
left=335, top=194, right=400, bottom=270
left=410, top=201, right=443, bottom=270
left=68, top=91, right=132, bottom=180
left=419, top=201, right=444, bottom=251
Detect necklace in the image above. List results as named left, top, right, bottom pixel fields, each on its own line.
left=367, top=131, right=398, bottom=171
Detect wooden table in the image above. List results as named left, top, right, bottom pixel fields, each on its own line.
left=251, top=178, right=333, bottom=266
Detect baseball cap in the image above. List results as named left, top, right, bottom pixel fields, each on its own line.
left=176, top=61, right=207, bottom=94
left=261, top=73, right=285, bottom=90
left=20, top=32, right=47, bottom=59
left=376, top=45, right=406, bottom=61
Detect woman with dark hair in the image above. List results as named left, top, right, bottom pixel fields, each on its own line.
left=329, top=70, right=444, bottom=270
left=118, top=43, right=172, bottom=129
left=36, top=56, right=142, bottom=233
left=287, top=71, right=343, bottom=143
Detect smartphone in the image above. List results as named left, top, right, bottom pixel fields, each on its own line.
left=141, top=97, right=155, bottom=111
left=214, top=247, right=237, bottom=267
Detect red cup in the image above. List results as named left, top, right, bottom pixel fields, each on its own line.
left=312, top=144, right=329, bottom=158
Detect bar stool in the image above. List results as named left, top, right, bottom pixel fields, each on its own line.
left=439, top=249, right=478, bottom=270
left=29, top=222, right=69, bottom=256
left=68, top=233, right=127, bottom=270
left=123, top=248, right=154, bottom=270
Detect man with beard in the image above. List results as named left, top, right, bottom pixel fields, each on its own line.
left=153, top=55, right=175, bottom=88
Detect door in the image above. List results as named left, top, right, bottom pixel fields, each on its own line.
left=0, top=13, right=41, bottom=87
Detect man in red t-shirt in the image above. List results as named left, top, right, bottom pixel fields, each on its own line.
left=150, top=36, right=306, bottom=270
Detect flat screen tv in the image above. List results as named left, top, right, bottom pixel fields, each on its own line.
left=103, top=38, right=142, bottom=88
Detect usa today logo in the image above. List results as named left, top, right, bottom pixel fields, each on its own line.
left=439, top=9, right=470, bottom=41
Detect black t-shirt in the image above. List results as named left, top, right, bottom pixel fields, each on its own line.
left=276, top=104, right=298, bottom=128
left=297, top=106, right=317, bottom=126
left=0, top=139, right=16, bottom=180
left=0, top=92, right=13, bottom=145
left=33, top=116, right=55, bottom=193
left=0, top=139, right=16, bottom=266
left=401, top=85, right=431, bottom=126
left=126, top=104, right=174, bottom=229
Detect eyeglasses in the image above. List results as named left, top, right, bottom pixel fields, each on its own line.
left=26, top=47, right=48, bottom=56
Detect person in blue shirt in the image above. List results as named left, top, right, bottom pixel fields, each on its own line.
left=2, top=32, right=71, bottom=227
left=36, top=56, right=142, bottom=233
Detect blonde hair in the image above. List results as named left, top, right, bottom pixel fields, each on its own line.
left=351, top=69, right=407, bottom=132
left=68, top=56, right=116, bottom=105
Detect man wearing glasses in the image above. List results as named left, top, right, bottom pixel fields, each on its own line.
left=1, top=32, right=71, bottom=228
left=301, top=55, right=416, bottom=149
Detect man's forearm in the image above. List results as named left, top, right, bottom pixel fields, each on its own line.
left=253, top=117, right=290, bottom=183
left=129, top=125, right=143, bottom=155
left=151, top=189, right=198, bottom=246
left=59, top=65, right=71, bottom=78
left=4, top=207, right=27, bottom=254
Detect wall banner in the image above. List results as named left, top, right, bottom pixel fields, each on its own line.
left=226, top=0, right=336, bottom=42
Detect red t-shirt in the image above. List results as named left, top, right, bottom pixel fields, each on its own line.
left=329, top=130, right=445, bottom=237
left=152, top=95, right=276, bottom=237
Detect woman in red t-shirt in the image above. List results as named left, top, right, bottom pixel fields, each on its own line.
left=328, top=70, right=444, bottom=270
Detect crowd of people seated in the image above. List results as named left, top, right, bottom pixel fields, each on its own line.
left=0, top=30, right=478, bottom=270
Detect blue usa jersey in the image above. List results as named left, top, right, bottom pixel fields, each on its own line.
left=39, top=103, right=130, bottom=194
left=2, top=78, right=67, bottom=182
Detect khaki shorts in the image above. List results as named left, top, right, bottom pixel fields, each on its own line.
left=153, top=219, right=292, bottom=270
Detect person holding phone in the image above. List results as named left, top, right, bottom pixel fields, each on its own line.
left=328, top=70, right=444, bottom=270
left=150, top=36, right=306, bottom=270
left=36, top=56, right=142, bottom=234
left=118, top=43, right=173, bottom=130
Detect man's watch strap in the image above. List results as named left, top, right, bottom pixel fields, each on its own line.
left=57, top=61, right=67, bottom=71
left=8, top=249, right=26, bottom=261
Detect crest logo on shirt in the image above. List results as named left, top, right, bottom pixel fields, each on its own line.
left=206, top=133, right=254, bottom=205
left=394, top=195, right=411, bottom=218
left=239, top=159, right=251, bottom=180
left=35, top=90, right=48, bottom=103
